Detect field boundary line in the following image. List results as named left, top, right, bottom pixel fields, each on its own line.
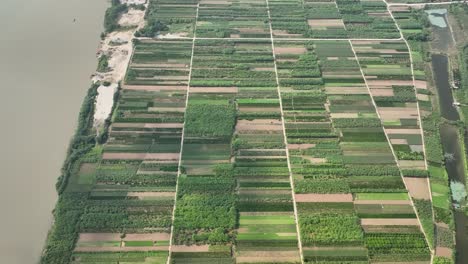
left=349, top=39, right=434, bottom=260
left=265, top=0, right=305, bottom=263
left=387, top=0, right=467, bottom=7
left=166, top=3, right=200, bottom=264
left=385, top=1, right=436, bottom=258
left=137, top=36, right=403, bottom=41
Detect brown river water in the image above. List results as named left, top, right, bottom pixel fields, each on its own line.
left=0, top=0, right=107, bottom=262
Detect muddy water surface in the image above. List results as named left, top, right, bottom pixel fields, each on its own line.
left=0, top=0, right=107, bottom=263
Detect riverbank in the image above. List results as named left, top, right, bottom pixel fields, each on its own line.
left=428, top=5, right=468, bottom=263
left=40, top=1, right=147, bottom=263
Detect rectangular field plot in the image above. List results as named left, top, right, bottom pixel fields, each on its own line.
left=65, top=39, right=196, bottom=258
left=274, top=40, right=430, bottom=263
left=351, top=40, right=427, bottom=171
left=236, top=214, right=301, bottom=263
left=145, top=0, right=198, bottom=37
left=71, top=251, right=169, bottom=264
left=335, top=0, right=400, bottom=39
left=126, top=40, right=192, bottom=86
left=196, top=0, right=270, bottom=38
left=269, top=0, right=400, bottom=39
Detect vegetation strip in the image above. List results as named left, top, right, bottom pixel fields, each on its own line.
left=166, top=2, right=200, bottom=264
left=265, top=0, right=305, bottom=262
left=349, top=39, right=434, bottom=257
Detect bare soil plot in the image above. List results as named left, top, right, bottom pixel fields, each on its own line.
left=325, top=87, right=369, bottom=95
left=122, top=85, right=187, bottom=91
left=239, top=189, right=291, bottom=195
left=273, top=30, right=303, bottom=37
left=305, top=157, right=327, bottom=164
left=287, top=143, right=315, bottom=150
left=118, top=9, right=146, bottom=27
left=237, top=251, right=300, bottom=263
left=361, top=218, right=420, bottom=226
left=75, top=246, right=168, bottom=252
left=417, top=94, right=430, bottom=101
left=124, top=233, right=170, bottom=241
left=171, top=245, right=209, bottom=252
left=435, top=247, right=452, bottom=257
left=295, top=193, right=353, bottom=203
left=78, top=233, right=121, bottom=242
left=367, top=80, right=414, bottom=87
left=148, top=107, right=186, bottom=112
left=404, top=177, right=431, bottom=200
left=414, top=80, right=428, bottom=89
left=275, top=47, right=307, bottom=55
left=389, top=138, right=408, bottom=144
left=146, top=123, right=183, bottom=128
left=378, top=108, right=419, bottom=120
left=308, top=19, right=344, bottom=29
left=78, top=163, right=96, bottom=175
left=190, top=87, right=238, bottom=93
left=386, top=129, right=422, bottom=135
left=354, top=200, right=412, bottom=205
left=331, top=113, right=359, bottom=118
left=239, top=106, right=281, bottom=112
left=371, top=88, right=394, bottom=96
left=102, top=153, right=180, bottom=160
left=399, top=160, right=426, bottom=170
left=236, top=119, right=283, bottom=131
left=127, top=192, right=175, bottom=199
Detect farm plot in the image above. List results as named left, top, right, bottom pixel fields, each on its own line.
left=336, top=0, right=400, bottom=39
left=391, top=7, right=453, bottom=253
left=351, top=40, right=427, bottom=171
left=274, top=40, right=430, bottom=263
left=177, top=38, right=302, bottom=263
left=196, top=0, right=270, bottom=38
left=65, top=39, right=195, bottom=263
left=144, top=0, right=199, bottom=38
left=268, top=0, right=400, bottom=39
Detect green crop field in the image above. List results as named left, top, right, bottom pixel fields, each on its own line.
left=41, top=0, right=466, bottom=263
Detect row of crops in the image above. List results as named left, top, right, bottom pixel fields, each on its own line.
left=391, top=5, right=457, bottom=263
left=65, top=39, right=195, bottom=264
left=269, top=0, right=400, bottom=39
left=273, top=39, right=431, bottom=263
left=143, top=0, right=403, bottom=39
left=46, top=0, right=444, bottom=263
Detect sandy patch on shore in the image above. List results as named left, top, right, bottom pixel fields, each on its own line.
left=119, top=9, right=146, bottom=27
left=94, top=83, right=118, bottom=125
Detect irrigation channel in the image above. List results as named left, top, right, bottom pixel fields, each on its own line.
left=432, top=54, right=468, bottom=264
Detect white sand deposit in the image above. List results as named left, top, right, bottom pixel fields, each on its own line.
left=94, top=83, right=118, bottom=125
